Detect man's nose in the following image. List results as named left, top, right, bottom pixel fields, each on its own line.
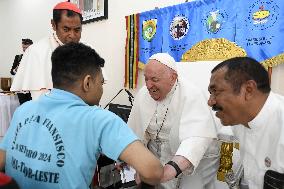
left=207, top=95, right=216, bottom=107
left=146, top=81, right=153, bottom=89
left=69, top=30, right=77, bottom=39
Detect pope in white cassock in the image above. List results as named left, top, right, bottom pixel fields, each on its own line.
left=10, top=2, right=82, bottom=99
left=128, top=53, right=220, bottom=189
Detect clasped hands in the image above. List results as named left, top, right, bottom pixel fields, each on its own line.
left=135, top=162, right=178, bottom=184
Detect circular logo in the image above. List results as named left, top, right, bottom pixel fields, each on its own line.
left=169, top=16, right=190, bottom=40
left=203, top=10, right=228, bottom=34
left=246, top=0, right=279, bottom=30
left=142, top=19, right=157, bottom=42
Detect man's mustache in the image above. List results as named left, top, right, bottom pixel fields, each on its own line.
left=212, top=104, right=223, bottom=111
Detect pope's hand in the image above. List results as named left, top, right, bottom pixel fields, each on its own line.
left=161, top=164, right=177, bottom=182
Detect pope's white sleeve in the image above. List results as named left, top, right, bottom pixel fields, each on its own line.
left=175, top=137, right=212, bottom=170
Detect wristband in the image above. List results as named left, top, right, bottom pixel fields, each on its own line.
left=166, top=160, right=182, bottom=178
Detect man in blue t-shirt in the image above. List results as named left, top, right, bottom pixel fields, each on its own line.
left=0, top=42, right=163, bottom=189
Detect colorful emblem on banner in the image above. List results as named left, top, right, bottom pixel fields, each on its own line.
left=245, top=0, right=279, bottom=30
left=142, top=19, right=157, bottom=42
left=169, top=15, right=190, bottom=40
left=203, top=9, right=228, bottom=34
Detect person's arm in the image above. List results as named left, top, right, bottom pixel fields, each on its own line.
left=10, top=55, right=21, bottom=75
left=161, top=137, right=213, bottom=182
left=160, top=83, right=218, bottom=182
left=0, top=150, right=6, bottom=171
left=161, top=155, right=192, bottom=182
left=119, top=140, right=163, bottom=185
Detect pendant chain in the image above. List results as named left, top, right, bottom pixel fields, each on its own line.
left=155, top=82, right=178, bottom=140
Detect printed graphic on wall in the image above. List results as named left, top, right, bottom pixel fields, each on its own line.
left=169, top=15, right=190, bottom=40
left=142, top=19, right=157, bottom=42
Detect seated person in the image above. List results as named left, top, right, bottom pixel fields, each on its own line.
left=128, top=53, right=219, bottom=189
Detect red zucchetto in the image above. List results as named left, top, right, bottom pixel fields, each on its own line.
left=53, top=1, right=81, bottom=15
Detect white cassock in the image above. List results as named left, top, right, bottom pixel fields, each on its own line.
left=128, top=76, right=220, bottom=189
left=10, top=34, right=61, bottom=99
left=232, top=92, right=284, bottom=189
left=10, top=34, right=107, bottom=100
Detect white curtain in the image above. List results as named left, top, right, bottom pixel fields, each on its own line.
left=0, top=94, right=20, bottom=140
left=271, top=63, right=284, bottom=96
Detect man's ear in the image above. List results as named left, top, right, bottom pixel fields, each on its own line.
left=171, top=71, right=178, bottom=83
left=82, top=75, right=92, bottom=92
left=244, top=80, right=257, bottom=100
left=51, top=19, right=56, bottom=31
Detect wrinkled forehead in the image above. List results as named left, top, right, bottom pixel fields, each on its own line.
left=212, top=67, right=228, bottom=79
left=145, top=60, right=168, bottom=74
left=59, top=10, right=82, bottom=24
left=209, top=68, right=228, bottom=88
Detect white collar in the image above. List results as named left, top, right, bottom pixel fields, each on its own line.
left=52, top=33, right=64, bottom=46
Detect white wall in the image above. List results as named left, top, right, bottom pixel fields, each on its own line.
left=271, top=63, right=284, bottom=96
left=0, top=0, right=190, bottom=107
left=0, top=0, right=61, bottom=76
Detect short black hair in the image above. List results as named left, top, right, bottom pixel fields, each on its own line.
left=22, top=38, right=33, bottom=45
left=211, top=57, right=270, bottom=94
left=53, top=9, right=83, bottom=26
left=51, top=42, right=105, bottom=88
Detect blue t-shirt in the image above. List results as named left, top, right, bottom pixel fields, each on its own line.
left=0, top=89, right=138, bottom=189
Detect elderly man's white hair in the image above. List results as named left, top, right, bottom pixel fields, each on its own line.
left=148, top=53, right=177, bottom=72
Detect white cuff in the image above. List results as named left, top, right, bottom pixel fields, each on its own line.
left=175, top=137, right=212, bottom=171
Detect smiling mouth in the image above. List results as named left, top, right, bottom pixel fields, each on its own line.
left=148, top=89, right=160, bottom=100
left=149, top=88, right=158, bottom=93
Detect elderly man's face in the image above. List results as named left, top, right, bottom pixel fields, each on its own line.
left=208, top=68, right=246, bottom=126
left=144, top=60, right=177, bottom=101
left=52, top=10, right=82, bottom=44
